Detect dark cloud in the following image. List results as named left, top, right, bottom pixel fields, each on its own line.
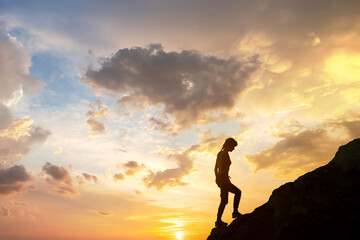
left=42, top=162, right=76, bottom=195
left=83, top=44, right=260, bottom=131
left=246, top=128, right=343, bottom=178
left=42, top=162, right=70, bottom=181
left=120, top=161, right=146, bottom=176
left=0, top=165, right=32, bottom=195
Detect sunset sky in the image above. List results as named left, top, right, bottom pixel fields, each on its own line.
left=1, top=0, right=360, bottom=239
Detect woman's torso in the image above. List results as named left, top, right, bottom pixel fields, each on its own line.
left=216, top=150, right=231, bottom=176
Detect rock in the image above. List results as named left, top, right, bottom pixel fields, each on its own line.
left=207, top=138, right=360, bottom=240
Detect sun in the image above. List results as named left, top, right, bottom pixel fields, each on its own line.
left=175, top=231, right=184, bottom=240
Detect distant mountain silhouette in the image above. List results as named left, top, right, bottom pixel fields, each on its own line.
left=207, top=138, right=360, bottom=240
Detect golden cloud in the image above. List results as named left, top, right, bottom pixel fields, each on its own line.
left=0, top=119, right=33, bottom=141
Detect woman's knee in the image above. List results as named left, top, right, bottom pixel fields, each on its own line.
left=220, top=198, right=228, bottom=205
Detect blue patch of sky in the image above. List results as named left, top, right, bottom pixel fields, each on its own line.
left=4, top=27, right=113, bottom=110
left=29, top=51, right=96, bottom=108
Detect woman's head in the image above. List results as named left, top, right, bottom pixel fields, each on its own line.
left=222, top=138, right=238, bottom=152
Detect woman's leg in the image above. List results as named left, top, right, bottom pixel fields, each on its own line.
left=229, top=183, right=241, bottom=212
left=217, top=187, right=229, bottom=221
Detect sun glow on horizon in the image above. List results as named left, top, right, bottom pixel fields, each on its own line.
left=175, top=231, right=184, bottom=240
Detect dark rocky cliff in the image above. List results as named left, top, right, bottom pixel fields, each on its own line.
left=207, top=138, right=360, bottom=240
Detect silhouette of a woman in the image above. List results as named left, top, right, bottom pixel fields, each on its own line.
left=214, top=138, right=241, bottom=227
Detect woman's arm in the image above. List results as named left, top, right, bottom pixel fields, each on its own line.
left=215, top=152, right=226, bottom=176
left=214, top=157, right=219, bottom=176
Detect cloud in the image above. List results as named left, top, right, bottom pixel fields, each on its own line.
left=0, top=207, right=10, bottom=216
left=119, top=161, right=146, bottom=176
left=83, top=44, right=260, bottom=132
left=0, top=119, right=33, bottom=140
left=0, top=201, right=38, bottom=221
left=42, top=162, right=71, bottom=181
left=76, top=173, right=98, bottom=185
left=76, top=175, right=85, bottom=185
left=0, top=165, right=32, bottom=195
left=85, top=100, right=109, bottom=136
left=54, top=147, right=63, bottom=155
left=143, top=145, right=198, bottom=190
left=86, top=118, right=107, bottom=136
left=0, top=26, right=50, bottom=167
left=269, top=119, right=304, bottom=138
left=113, top=173, right=125, bottom=182
left=82, top=173, right=98, bottom=183
left=86, top=100, right=110, bottom=118
left=327, top=113, right=360, bottom=139
left=0, top=104, right=13, bottom=130
left=42, top=162, right=76, bottom=195
left=246, top=127, right=343, bottom=178
left=96, top=210, right=112, bottom=216
left=0, top=123, right=51, bottom=166
left=230, top=0, right=360, bottom=120
left=0, top=26, right=40, bottom=105
left=193, top=129, right=230, bottom=154
left=246, top=112, right=360, bottom=178
left=338, top=120, right=360, bottom=139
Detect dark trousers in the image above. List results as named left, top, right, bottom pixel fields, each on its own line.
left=216, top=175, right=241, bottom=220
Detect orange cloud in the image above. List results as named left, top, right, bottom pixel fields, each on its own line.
left=0, top=119, right=33, bottom=140
left=120, top=161, right=146, bottom=176
left=0, top=207, right=10, bottom=216
left=143, top=145, right=197, bottom=190
left=246, top=127, right=344, bottom=178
